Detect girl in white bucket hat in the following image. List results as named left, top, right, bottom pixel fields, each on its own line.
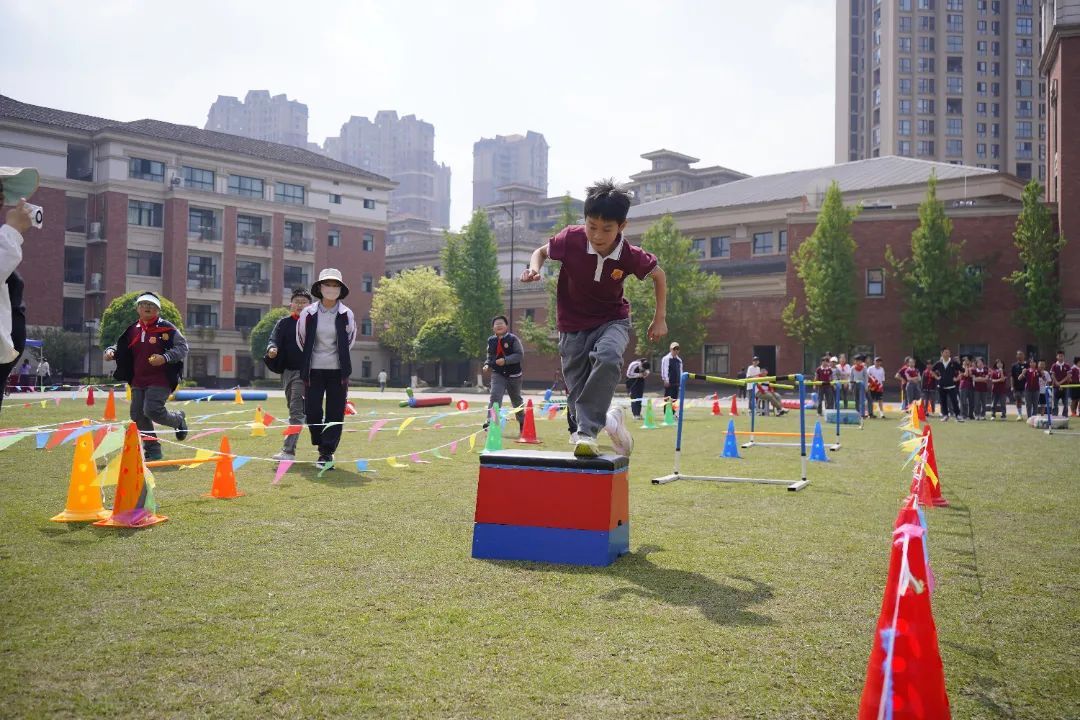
left=295, top=268, right=357, bottom=470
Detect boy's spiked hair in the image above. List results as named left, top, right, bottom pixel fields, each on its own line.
left=583, top=178, right=633, bottom=224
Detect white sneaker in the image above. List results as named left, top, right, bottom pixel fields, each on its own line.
left=574, top=436, right=600, bottom=458
left=605, top=407, right=634, bottom=457
left=568, top=432, right=579, bottom=445
left=271, top=451, right=295, bottom=461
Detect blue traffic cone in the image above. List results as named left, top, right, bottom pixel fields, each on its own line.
left=809, top=421, right=829, bottom=462
left=721, top=419, right=741, bottom=459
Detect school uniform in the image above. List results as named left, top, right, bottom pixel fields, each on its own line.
left=265, top=311, right=306, bottom=455
left=485, top=332, right=525, bottom=429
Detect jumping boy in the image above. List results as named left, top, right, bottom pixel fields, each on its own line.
left=104, top=292, right=189, bottom=460
left=520, top=179, right=667, bottom=458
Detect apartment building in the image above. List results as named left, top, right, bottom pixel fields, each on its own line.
left=484, top=184, right=584, bottom=233
left=0, top=94, right=395, bottom=385
left=205, top=90, right=310, bottom=149
left=472, top=132, right=548, bottom=210
left=837, top=0, right=1047, bottom=182
left=625, top=149, right=749, bottom=205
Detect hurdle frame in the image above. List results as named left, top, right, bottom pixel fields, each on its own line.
left=1044, top=386, right=1080, bottom=436
left=741, top=381, right=839, bottom=451
left=653, top=371, right=810, bottom=492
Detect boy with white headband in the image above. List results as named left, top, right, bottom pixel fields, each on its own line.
left=104, top=292, right=189, bottom=460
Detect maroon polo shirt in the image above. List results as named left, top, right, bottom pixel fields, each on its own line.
left=128, top=322, right=170, bottom=389
left=989, top=368, right=1008, bottom=395
left=972, top=367, right=989, bottom=390
left=548, top=226, right=658, bottom=333
left=1051, top=361, right=1070, bottom=384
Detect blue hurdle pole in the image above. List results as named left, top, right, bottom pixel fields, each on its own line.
left=672, top=371, right=688, bottom=474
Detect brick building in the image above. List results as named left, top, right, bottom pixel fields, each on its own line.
left=0, top=94, right=395, bottom=385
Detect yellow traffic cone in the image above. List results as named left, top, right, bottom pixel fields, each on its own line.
left=251, top=406, right=266, bottom=437
left=50, top=431, right=110, bottom=522
left=233, top=388, right=244, bottom=405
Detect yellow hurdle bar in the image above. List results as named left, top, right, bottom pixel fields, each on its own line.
left=145, top=456, right=218, bottom=468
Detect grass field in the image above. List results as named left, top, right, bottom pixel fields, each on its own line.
left=0, top=395, right=1077, bottom=719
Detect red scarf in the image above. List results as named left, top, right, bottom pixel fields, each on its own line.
left=291, top=311, right=300, bottom=320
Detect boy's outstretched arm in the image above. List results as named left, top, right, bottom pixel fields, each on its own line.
left=647, top=267, right=668, bottom=342
left=520, top=243, right=549, bottom=282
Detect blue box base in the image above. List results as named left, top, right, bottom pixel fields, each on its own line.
left=472, top=522, right=630, bottom=567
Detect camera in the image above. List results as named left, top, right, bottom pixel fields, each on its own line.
left=25, top=203, right=43, bottom=229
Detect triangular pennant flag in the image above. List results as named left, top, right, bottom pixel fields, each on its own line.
left=53, top=398, right=61, bottom=407
left=92, top=430, right=126, bottom=459
left=181, top=448, right=217, bottom=470
left=387, top=456, right=407, bottom=468
left=468, top=433, right=478, bottom=451
left=35, top=431, right=51, bottom=449
left=282, top=424, right=303, bottom=436
left=409, top=452, right=431, bottom=464
left=262, top=412, right=276, bottom=427
left=317, top=460, right=335, bottom=477
left=232, top=456, right=252, bottom=471
left=46, top=421, right=86, bottom=450
left=432, top=448, right=449, bottom=460
left=91, top=453, right=122, bottom=487
left=0, top=432, right=31, bottom=451
left=189, top=428, right=226, bottom=442
left=272, top=460, right=293, bottom=485
left=355, top=459, right=376, bottom=473
left=368, top=419, right=390, bottom=441
left=396, top=416, right=416, bottom=436
left=449, top=440, right=458, bottom=454
left=59, top=425, right=96, bottom=446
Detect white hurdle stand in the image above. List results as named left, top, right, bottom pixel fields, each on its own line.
left=652, top=371, right=810, bottom=492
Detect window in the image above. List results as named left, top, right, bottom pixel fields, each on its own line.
left=977, top=39, right=987, bottom=53
left=866, top=268, right=885, bottom=297
left=1016, top=141, right=1033, bottom=158
left=127, top=199, right=163, bottom=227
left=183, top=166, right=215, bottom=191
left=977, top=19, right=988, bottom=33
left=362, top=232, right=375, bottom=251
left=1016, top=80, right=1032, bottom=97
left=976, top=60, right=987, bottom=75
left=1016, top=17, right=1031, bottom=34
left=328, top=229, right=341, bottom=247
left=976, top=142, right=987, bottom=158
left=1015, top=59, right=1033, bottom=78
left=691, top=238, right=705, bottom=258
left=64, top=245, right=85, bottom=284
left=918, top=0, right=933, bottom=8
left=917, top=140, right=936, bottom=156
left=918, top=78, right=935, bottom=94
left=275, top=181, right=305, bottom=205
left=1016, top=38, right=1032, bottom=56
left=128, top=157, right=164, bottom=182
left=181, top=210, right=213, bottom=242
left=947, top=98, right=963, bottom=115
left=899, top=0, right=912, bottom=9
left=946, top=139, right=963, bottom=156
left=919, top=15, right=935, bottom=31
left=977, top=81, right=989, bottom=96
left=899, top=119, right=912, bottom=136
left=284, top=220, right=304, bottom=244
left=778, top=230, right=788, bottom=253
left=899, top=36, right=912, bottom=53
left=899, top=57, right=912, bottom=73
left=62, top=298, right=84, bottom=333
left=329, top=193, right=342, bottom=204
left=917, top=56, right=935, bottom=73
left=236, top=214, right=263, bottom=239
left=236, top=260, right=263, bottom=284
left=1016, top=100, right=1033, bottom=117
left=65, top=196, right=87, bottom=234
left=704, top=344, right=730, bottom=376
left=965, top=265, right=985, bottom=294
left=710, top=236, right=730, bottom=258
left=900, top=16, right=913, bottom=32
left=234, top=306, right=263, bottom=330
left=360, top=318, right=373, bottom=336
left=187, top=255, right=217, bottom=286
left=976, top=122, right=987, bottom=136
left=947, top=118, right=963, bottom=136
left=127, top=250, right=162, bottom=277
left=900, top=78, right=913, bottom=95
left=228, top=174, right=264, bottom=198
left=284, top=265, right=308, bottom=291
left=187, top=304, right=218, bottom=329
left=360, top=275, right=373, bottom=293
left=66, top=144, right=92, bottom=182
left=977, top=101, right=988, bottom=115
left=361, top=360, right=372, bottom=379
left=946, top=14, right=963, bottom=32
left=899, top=140, right=913, bottom=156
left=752, top=231, right=773, bottom=255
left=991, top=143, right=1000, bottom=158
left=362, top=198, right=376, bottom=210
left=947, top=77, right=963, bottom=94
left=1016, top=122, right=1033, bottom=139
left=918, top=119, right=935, bottom=135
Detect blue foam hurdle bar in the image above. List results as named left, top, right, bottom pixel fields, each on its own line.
left=472, top=522, right=630, bottom=566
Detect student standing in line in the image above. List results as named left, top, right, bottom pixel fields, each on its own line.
left=971, top=357, right=990, bottom=420
left=989, top=359, right=1009, bottom=420
left=625, top=358, right=650, bottom=420
left=1010, top=350, right=1028, bottom=421
left=932, top=348, right=963, bottom=422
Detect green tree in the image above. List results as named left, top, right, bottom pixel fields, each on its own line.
left=414, top=315, right=466, bottom=386
left=98, top=291, right=184, bottom=350
left=625, top=215, right=721, bottom=358
left=782, top=182, right=860, bottom=361
left=1007, top=179, right=1070, bottom=357
left=32, top=326, right=85, bottom=379
left=249, top=306, right=290, bottom=368
left=516, top=193, right=579, bottom=354
left=371, top=267, right=457, bottom=376
left=441, top=210, right=503, bottom=359
left=886, top=174, right=981, bottom=359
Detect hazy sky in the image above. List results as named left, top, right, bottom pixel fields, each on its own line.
left=6, top=0, right=836, bottom=229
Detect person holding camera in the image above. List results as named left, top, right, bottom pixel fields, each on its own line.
left=0, top=168, right=38, bottom=414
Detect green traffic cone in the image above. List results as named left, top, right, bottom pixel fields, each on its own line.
left=641, top=398, right=657, bottom=429
left=663, top=398, right=676, bottom=426
left=483, top=403, right=503, bottom=452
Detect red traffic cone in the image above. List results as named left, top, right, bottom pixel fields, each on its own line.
left=516, top=399, right=542, bottom=444
left=730, top=394, right=739, bottom=416
left=86, top=386, right=95, bottom=406
left=858, top=519, right=950, bottom=719
left=711, top=393, right=721, bottom=416
left=103, top=388, right=117, bottom=422
left=204, top=435, right=244, bottom=499
left=923, top=425, right=947, bottom=507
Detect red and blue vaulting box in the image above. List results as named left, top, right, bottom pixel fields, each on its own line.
left=472, top=450, right=630, bottom=566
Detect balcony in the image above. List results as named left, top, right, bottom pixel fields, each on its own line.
left=237, top=231, right=271, bottom=248
left=187, top=274, right=222, bottom=291
left=283, top=277, right=310, bottom=296
left=189, top=226, right=220, bottom=242
left=285, top=237, right=314, bottom=253
left=237, top=278, right=271, bottom=295
left=86, top=273, right=104, bottom=294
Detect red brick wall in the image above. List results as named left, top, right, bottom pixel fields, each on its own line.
left=221, top=207, right=237, bottom=330
left=102, top=192, right=129, bottom=299
left=162, top=198, right=189, bottom=309
left=1052, top=36, right=1080, bottom=307
left=20, top=186, right=65, bottom=327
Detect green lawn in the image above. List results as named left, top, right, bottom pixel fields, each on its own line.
left=0, top=397, right=1077, bottom=718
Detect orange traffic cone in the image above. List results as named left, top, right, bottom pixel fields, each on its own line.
left=103, top=388, right=117, bottom=422
left=858, top=514, right=950, bottom=718
left=51, top=430, right=110, bottom=522
left=711, top=393, right=721, bottom=416
left=94, top=423, right=168, bottom=528
left=86, top=386, right=95, bottom=406
left=205, top=435, right=244, bottom=499
left=730, top=394, right=739, bottom=416
left=923, top=425, right=947, bottom=507
left=516, top=399, right=542, bottom=444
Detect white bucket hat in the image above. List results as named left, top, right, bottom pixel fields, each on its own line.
left=0, top=167, right=40, bottom=204
left=311, top=268, right=350, bottom=300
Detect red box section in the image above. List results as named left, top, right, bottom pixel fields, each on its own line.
left=475, top=467, right=628, bottom=531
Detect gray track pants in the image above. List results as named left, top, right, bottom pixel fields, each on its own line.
left=559, top=319, right=630, bottom=439
left=281, top=369, right=306, bottom=453
left=489, top=373, right=525, bottom=427
left=131, top=385, right=182, bottom=447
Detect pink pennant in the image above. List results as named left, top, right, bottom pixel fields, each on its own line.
left=433, top=423, right=444, bottom=429
left=54, top=397, right=62, bottom=407
left=272, top=459, right=294, bottom=485
left=409, top=452, right=431, bottom=464
left=449, top=440, right=458, bottom=454
left=368, top=419, right=390, bottom=442
left=189, top=428, right=225, bottom=441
